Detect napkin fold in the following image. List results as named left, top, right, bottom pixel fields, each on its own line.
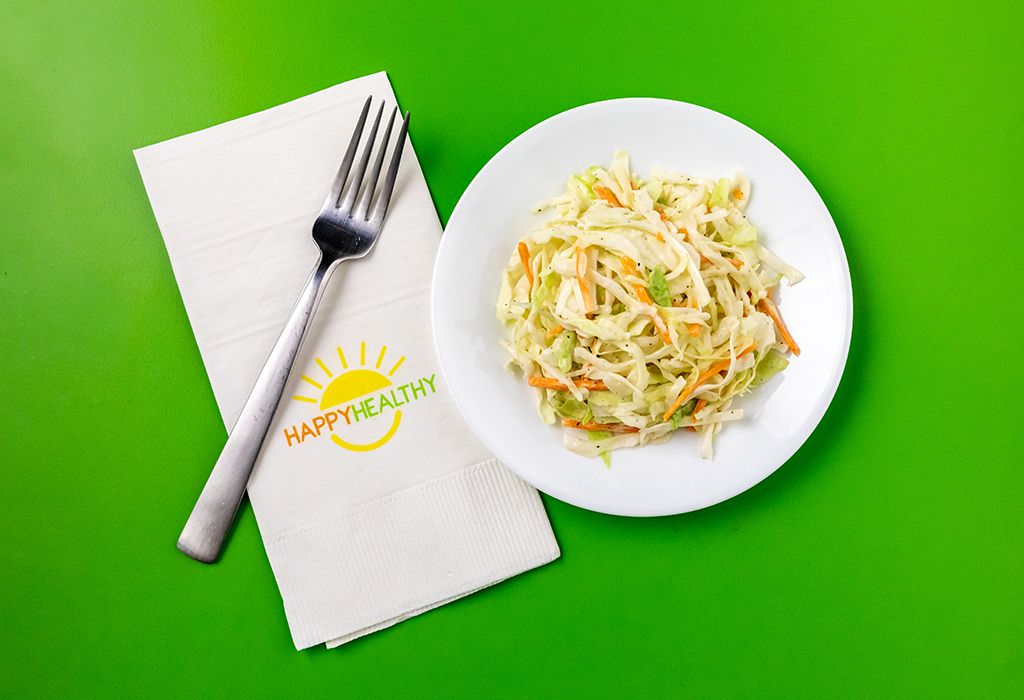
left=135, top=72, right=559, bottom=649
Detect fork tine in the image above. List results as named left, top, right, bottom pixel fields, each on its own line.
left=338, top=101, right=384, bottom=213
left=322, top=96, right=372, bottom=211
left=354, top=106, right=397, bottom=220
left=368, top=111, right=410, bottom=225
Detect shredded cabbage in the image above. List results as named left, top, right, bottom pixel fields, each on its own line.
left=750, top=349, right=790, bottom=388
left=497, top=151, right=804, bottom=462
left=648, top=267, right=671, bottom=306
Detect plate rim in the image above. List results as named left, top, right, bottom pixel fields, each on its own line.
left=431, top=96, right=853, bottom=516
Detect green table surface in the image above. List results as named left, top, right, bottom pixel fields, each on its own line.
left=2, top=1, right=1021, bottom=697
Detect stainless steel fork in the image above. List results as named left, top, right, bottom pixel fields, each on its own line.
left=177, top=96, right=410, bottom=563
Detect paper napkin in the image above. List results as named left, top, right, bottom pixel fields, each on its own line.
left=135, top=72, right=559, bottom=649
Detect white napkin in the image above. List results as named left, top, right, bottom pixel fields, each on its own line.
left=134, top=72, right=559, bottom=649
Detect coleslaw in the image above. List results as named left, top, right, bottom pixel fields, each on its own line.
left=496, top=151, right=805, bottom=462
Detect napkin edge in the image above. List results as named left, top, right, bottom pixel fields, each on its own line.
left=131, top=70, right=390, bottom=156
left=262, top=457, right=560, bottom=649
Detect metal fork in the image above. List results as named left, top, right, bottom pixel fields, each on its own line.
left=177, top=96, right=410, bottom=563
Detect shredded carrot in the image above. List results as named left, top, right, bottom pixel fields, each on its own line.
left=620, top=256, right=653, bottom=304
left=757, top=298, right=801, bottom=356
left=619, top=256, right=641, bottom=278
left=682, top=295, right=701, bottom=337
left=673, top=298, right=702, bottom=336
left=693, top=398, right=707, bottom=420
left=546, top=324, right=564, bottom=339
left=593, top=185, right=622, bottom=208
left=575, top=247, right=592, bottom=313
left=651, top=312, right=673, bottom=345
left=732, top=189, right=745, bottom=200
left=528, top=376, right=563, bottom=390
left=529, top=376, right=608, bottom=392
left=679, top=227, right=689, bottom=241
left=655, top=209, right=674, bottom=240
left=727, top=257, right=743, bottom=269
left=622, top=255, right=672, bottom=344
left=662, top=344, right=757, bottom=421
left=562, top=419, right=640, bottom=434
left=517, top=241, right=534, bottom=289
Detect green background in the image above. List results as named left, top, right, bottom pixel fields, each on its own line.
left=2, top=0, right=1021, bottom=696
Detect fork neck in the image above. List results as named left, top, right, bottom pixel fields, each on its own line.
left=314, top=248, right=346, bottom=278
left=299, top=252, right=342, bottom=319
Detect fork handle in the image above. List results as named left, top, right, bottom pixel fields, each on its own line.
left=178, top=252, right=338, bottom=562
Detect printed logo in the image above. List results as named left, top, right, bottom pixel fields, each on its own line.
left=286, top=341, right=437, bottom=452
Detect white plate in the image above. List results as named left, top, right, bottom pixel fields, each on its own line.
left=431, top=98, right=852, bottom=516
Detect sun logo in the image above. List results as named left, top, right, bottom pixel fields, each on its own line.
left=286, top=341, right=437, bottom=453
left=291, top=341, right=406, bottom=452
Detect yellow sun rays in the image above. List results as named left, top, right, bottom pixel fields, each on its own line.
left=291, top=341, right=406, bottom=403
